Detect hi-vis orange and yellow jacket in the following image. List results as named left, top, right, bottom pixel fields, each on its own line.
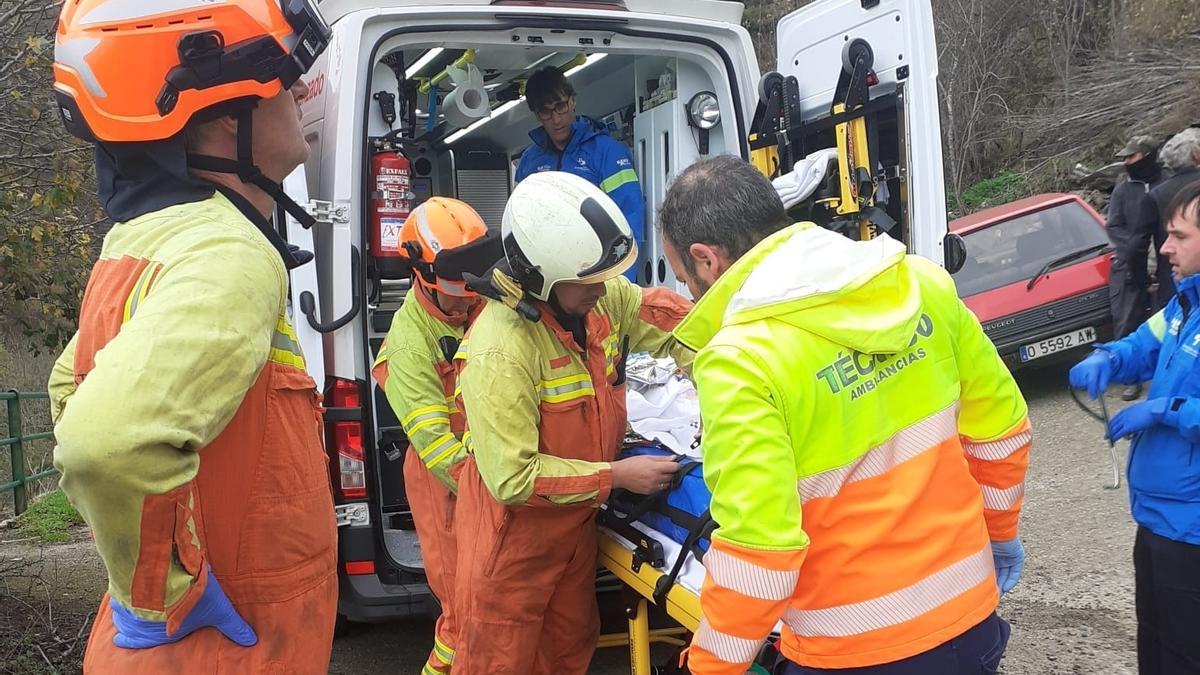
left=674, top=224, right=1031, bottom=673
left=49, top=193, right=336, bottom=673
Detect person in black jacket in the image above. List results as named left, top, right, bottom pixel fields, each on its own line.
left=1137, top=128, right=1200, bottom=310
left=1106, top=135, right=1164, bottom=401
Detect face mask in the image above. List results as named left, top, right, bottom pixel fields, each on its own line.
left=1127, top=152, right=1161, bottom=182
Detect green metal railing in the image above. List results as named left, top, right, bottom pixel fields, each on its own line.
left=1, top=390, right=57, bottom=516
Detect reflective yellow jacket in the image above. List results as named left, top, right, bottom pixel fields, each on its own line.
left=49, top=193, right=322, bottom=621
left=372, top=286, right=470, bottom=490
left=456, top=277, right=693, bottom=506
left=675, top=224, right=1031, bottom=673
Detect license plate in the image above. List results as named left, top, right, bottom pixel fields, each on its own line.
left=1019, top=326, right=1096, bottom=362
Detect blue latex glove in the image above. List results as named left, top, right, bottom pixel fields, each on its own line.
left=1107, top=397, right=1169, bottom=440
left=110, top=567, right=256, bottom=649
left=991, top=538, right=1024, bottom=595
left=1069, top=350, right=1113, bottom=400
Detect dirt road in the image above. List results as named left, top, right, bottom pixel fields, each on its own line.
left=1, top=363, right=1141, bottom=674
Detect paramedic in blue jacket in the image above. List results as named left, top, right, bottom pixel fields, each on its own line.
left=515, top=66, right=645, bottom=281
left=1070, top=179, right=1200, bottom=675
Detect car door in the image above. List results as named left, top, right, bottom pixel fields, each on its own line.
left=281, top=165, right=327, bottom=389
left=771, top=0, right=948, bottom=265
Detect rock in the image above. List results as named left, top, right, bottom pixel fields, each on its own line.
left=1070, top=161, right=1124, bottom=192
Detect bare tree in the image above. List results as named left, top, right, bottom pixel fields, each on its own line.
left=933, top=0, right=1032, bottom=208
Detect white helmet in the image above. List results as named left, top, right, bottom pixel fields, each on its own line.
left=502, top=171, right=638, bottom=301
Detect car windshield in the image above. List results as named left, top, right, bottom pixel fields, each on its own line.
left=951, top=201, right=1110, bottom=297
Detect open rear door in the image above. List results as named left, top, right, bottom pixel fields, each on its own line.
left=281, top=166, right=326, bottom=389
left=774, top=0, right=948, bottom=264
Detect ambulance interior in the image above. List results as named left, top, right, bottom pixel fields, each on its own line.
left=359, top=40, right=912, bottom=571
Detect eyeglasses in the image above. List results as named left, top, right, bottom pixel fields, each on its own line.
left=535, top=98, right=573, bottom=121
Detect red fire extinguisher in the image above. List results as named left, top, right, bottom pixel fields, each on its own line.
left=370, top=141, right=413, bottom=279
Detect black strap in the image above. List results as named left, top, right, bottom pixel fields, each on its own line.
left=597, top=507, right=665, bottom=572
left=653, top=509, right=715, bottom=606
left=187, top=107, right=318, bottom=233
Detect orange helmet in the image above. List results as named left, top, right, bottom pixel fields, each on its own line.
left=401, top=198, right=493, bottom=297
left=53, top=0, right=330, bottom=142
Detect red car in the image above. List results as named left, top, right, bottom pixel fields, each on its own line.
left=950, top=193, right=1114, bottom=369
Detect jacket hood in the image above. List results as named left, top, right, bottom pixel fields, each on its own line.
left=675, top=223, right=921, bottom=355
left=527, top=115, right=606, bottom=152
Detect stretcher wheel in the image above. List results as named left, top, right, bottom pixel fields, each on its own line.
left=841, top=38, right=874, bottom=75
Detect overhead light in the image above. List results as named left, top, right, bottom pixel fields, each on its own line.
left=564, top=53, right=607, bottom=78
left=405, top=47, right=444, bottom=79
left=443, top=53, right=610, bottom=145
left=445, top=99, right=523, bottom=144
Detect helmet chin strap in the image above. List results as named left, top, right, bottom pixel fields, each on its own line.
left=187, top=105, right=316, bottom=269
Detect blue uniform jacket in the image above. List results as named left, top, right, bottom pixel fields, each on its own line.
left=515, top=116, right=644, bottom=281
left=1102, top=274, right=1200, bottom=544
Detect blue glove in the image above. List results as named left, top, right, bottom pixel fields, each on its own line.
left=991, top=538, right=1024, bottom=595
left=110, top=567, right=256, bottom=649
left=1069, top=350, right=1113, bottom=400
left=1107, top=397, right=1169, bottom=440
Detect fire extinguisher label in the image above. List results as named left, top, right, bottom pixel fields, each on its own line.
left=381, top=217, right=403, bottom=249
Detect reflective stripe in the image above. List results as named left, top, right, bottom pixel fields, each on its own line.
left=426, top=439, right=464, bottom=469
left=705, top=547, right=799, bottom=601
left=122, top=263, right=159, bottom=323
left=463, top=430, right=475, bottom=453
left=1149, top=310, right=1167, bottom=341
left=433, top=636, right=455, bottom=665
left=414, top=204, right=443, bottom=253
left=539, top=373, right=595, bottom=403
left=693, top=617, right=763, bottom=665
left=403, top=405, right=451, bottom=434
left=421, top=663, right=441, bottom=675
left=797, top=405, right=957, bottom=504
left=454, top=339, right=470, bottom=361
left=54, top=38, right=106, bottom=98
left=269, top=317, right=308, bottom=370
left=981, top=482, right=1025, bottom=510
left=964, top=430, right=1030, bottom=461
left=420, top=432, right=459, bottom=461
left=79, top=0, right=225, bottom=26
left=601, top=168, right=639, bottom=193
left=783, top=545, right=993, bottom=638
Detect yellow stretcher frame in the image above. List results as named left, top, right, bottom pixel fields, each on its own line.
left=597, top=532, right=700, bottom=675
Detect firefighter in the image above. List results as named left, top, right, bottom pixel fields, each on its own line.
left=658, top=156, right=1032, bottom=674
left=370, top=198, right=501, bottom=675
left=451, top=171, right=693, bottom=674
left=48, top=1, right=337, bottom=672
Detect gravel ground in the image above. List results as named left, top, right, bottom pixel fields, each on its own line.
left=1, top=361, right=1143, bottom=674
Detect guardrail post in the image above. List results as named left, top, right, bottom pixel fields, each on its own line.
left=7, top=389, right=26, bottom=515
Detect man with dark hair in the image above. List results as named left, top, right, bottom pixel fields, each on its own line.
left=659, top=156, right=1032, bottom=675
left=1071, top=178, right=1200, bottom=675
left=1106, top=135, right=1164, bottom=401
left=515, top=65, right=644, bottom=280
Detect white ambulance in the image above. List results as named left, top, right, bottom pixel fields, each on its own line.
left=280, top=0, right=954, bottom=626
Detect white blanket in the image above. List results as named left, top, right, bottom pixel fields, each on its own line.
left=625, top=354, right=702, bottom=458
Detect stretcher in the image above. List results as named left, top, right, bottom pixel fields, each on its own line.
left=597, top=520, right=774, bottom=675
left=597, top=522, right=701, bottom=675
